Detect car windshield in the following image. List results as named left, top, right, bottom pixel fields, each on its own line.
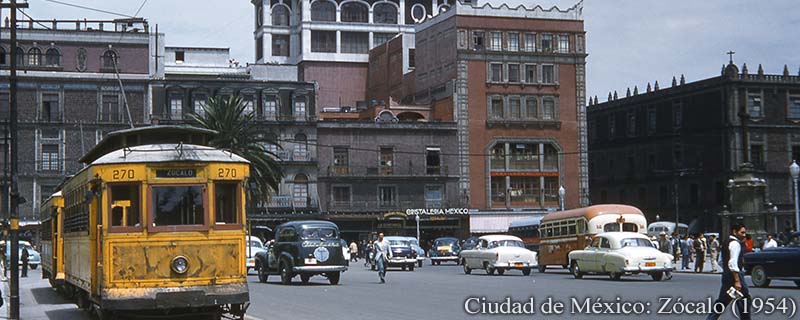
left=620, top=238, right=654, bottom=248
left=434, top=239, right=458, bottom=246
left=389, top=240, right=409, bottom=246
left=248, top=240, right=263, bottom=248
left=300, top=227, right=338, bottom=239
left=488, top=240, right=524, bottom=248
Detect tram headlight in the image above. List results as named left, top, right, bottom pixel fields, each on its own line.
left=172, top=256, right=189, bottom=274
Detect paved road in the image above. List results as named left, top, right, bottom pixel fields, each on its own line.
left=246, top=261, right=800, bottom=320
left=5, top=263, right=799, bottom=319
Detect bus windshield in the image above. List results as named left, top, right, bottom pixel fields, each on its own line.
left=604, top=223, right=638, bottom=233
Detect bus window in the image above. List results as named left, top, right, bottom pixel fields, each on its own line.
left=622, top=223, right=638, bottom=232
left=603, top=223, right=620, bottom=232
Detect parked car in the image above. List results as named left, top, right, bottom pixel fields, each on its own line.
left=254, top=220, right=348, bottom=285
left=245, top=236, right=267, bottom=274
left=373, top=236, right=417, bottom=271
left=2, top=240, right=41, bottom=269
left=403, top=237, right=426, bottom=267
left=429, top=237, right=461, bottom=265
left=460, top=235, right=537, bottom=276
left=744, top=234, right=800, bottom=288
left=568, top=232, right=673, bottom=281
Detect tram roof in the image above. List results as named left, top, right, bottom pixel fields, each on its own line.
left=80, top=125, right=218, bottom=164
left=541, top=204, right=643, bottom=223
left=91, top=143, right=248, bottom=165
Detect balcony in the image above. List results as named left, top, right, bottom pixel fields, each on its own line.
left=325, top=165, right=451, bottom=178
left=274, top=150, right=315, bottom=163
left=262, top=195, right=319, bottom=209
left=38, top=113, right=63, bottom=123
left=326, top=199, right=457, bottom=212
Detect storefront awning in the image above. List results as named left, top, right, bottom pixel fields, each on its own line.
left=469, top=212, right=547, bottom=234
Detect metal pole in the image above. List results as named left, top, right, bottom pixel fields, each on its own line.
left=794, top=178, right=799, bottom=233
left=7, top=1, right=26, bottom=318
left=674, top=183, right=679, bottom=228
left=415, top=215, right=420, bottom=243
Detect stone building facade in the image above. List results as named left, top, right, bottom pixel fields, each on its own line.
left=410, top=1, right=588, bottom=231
left=0, top=19, right=152, bottom=227
left=588, top=61, right=800, bottom=233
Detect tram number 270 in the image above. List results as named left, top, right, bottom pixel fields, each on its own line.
left=218, top=168, right=237, bottom=178
left=112, top=169, right=135, bottom=180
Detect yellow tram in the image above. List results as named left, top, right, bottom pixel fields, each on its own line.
left=57, top=126, right=251, bottom=319
left=40, top=190, right=65, bottom=288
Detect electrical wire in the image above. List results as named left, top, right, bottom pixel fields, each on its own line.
left=37, top=0, right=134, bottom=18
left=16, top=8, right=52, bottom=30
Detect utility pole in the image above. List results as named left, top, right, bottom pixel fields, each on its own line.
left=0, top=1, right=29, bottom=319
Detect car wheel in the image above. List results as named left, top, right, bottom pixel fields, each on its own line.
left=538, top=265, right=546, bottom=273
left=608, top=272, right=622, bottom=281
left=327, top=272, right=340, bottom=285
left=750, top=265, right=771, bottom=288
left=484, top=263, right=495, bottom=275
left=497, top=269, right=505, bottom=276
left=257, top=264, right=269, bottom=283
left=409, top=264, right=415, bottom=271
left=300, top=274, right=311, bottom=284
left=418, top=261, right=422, bottom=268
left=650, top=272, right=664, bottom=281
left=522, top=268, right=531, bottom=276
left=30, top=264, right=38, bottom=270
left=794, top=280, right=800, bottom=287
left=463, top=263, right=472, bottom=274
left=279, top=260, right=293, bottom=285
left=571, top=261, right=583, bottom=279
left=402, top=265, right=407, bottom=271
left=430, top=260, right=436, bottom=266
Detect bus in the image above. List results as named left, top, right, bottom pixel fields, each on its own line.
left=507, top=216, right=542, bottom=252
left=646, top=221, right=689, bottom=238
left=537, top=204, right=647, bottom=272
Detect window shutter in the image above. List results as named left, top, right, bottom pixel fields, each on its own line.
left=554, top=64, right=559, bottom=83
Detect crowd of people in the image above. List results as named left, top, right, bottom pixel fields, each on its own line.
left=651, top=228, right=798, bottom=274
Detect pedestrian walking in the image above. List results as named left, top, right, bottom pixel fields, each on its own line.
left=657, top=232, right=673, bottom=280
left=373, top=233, right=392, bottom=283
left=705, top=223, right=750, bottom=320
left=349, top=241, right=359, bottom=262
left=688, top=235, right=695, bottom=263
left=21, top=246, right=29, bottom=278
left=762, top=234, right=777, bottom=250
left=0, top=244, right=6, bottom=281
left=694, top=234, right=706, bottom=273
left=708, top=235, right=720, bottom=273
left=671, top=232, right=680, bottom=263
left=680, top=236, right=691, bottom=270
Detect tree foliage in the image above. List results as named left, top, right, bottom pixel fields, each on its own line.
left=189, top=96, right=283, bottom=202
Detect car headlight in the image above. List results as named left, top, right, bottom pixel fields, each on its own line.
left=171, top=256, right=189, bottom=274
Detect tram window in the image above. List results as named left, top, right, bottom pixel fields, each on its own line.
left=214, top=183, right=239, bottom=225
left=152, top=186, right=204, bottom=226
left=110, top=184, right=141, bottom=228
left=622, top=223, right=638, bottom=232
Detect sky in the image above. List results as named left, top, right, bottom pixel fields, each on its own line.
left=6, top=0, right=799, bottom=101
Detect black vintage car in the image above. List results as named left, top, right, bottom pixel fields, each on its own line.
left=744, top=235, right=800, bottom=288
left=255, top=220, right=348, bottom=285
left=429, top=237, right=461, bottom=265
left=371, top=236, right=418, bottom=271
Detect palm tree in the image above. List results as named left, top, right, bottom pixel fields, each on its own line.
left=189, top=96, right=283, bottom=202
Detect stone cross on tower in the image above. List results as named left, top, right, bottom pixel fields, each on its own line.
left=727, top=50, right=735, bottom=64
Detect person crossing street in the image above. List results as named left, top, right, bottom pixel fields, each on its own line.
left=706, top=224, right=750, bottom=320
left=373, top=233, right=392, bottom=283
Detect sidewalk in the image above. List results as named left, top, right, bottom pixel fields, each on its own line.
left=671, top=257, right=722, bottom=274
left=0, top=268, right=89, bottom=320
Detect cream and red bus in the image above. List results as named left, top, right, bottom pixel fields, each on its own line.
left=537, top=204, right=647, bottom=272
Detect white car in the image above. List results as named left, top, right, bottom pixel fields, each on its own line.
left=245, top=236, right=267, bottom=273
left=568, top=232, right=674, bottom=281
left=460, top=235, right=537, bottom=276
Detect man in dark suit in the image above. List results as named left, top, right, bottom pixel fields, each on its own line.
left=706, top=223, right=750, bottom=320
left=20, top=246, right=29, bottom=278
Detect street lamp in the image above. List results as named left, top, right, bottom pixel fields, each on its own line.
left=415, top=214, right=421, bottom=243
left=790, top=160, right=800, bottom=232
left=558, top=186, right=566, bottom=211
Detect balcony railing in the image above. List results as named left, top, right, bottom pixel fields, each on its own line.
left=327, top=200, right=456, bottom=211
left=326, top=165, right=450, bottom=177
left=262, top=195, right=319, bottom=209
left=274, top=150, right=314, bottom=162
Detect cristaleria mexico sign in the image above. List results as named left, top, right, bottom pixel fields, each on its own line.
left=405, top=208, right=470, bottom=215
